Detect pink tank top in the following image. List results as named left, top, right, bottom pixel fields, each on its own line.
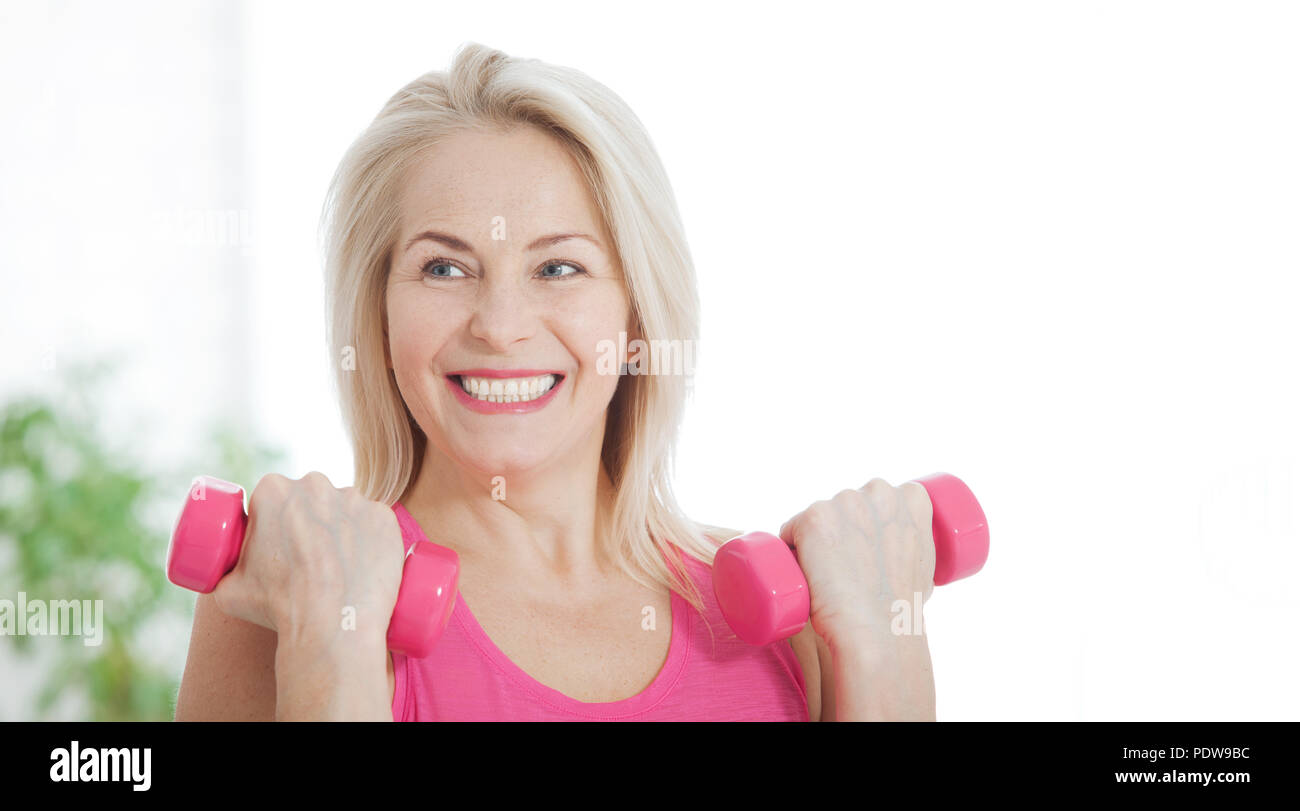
left=389, top=502, right=810, bottom=721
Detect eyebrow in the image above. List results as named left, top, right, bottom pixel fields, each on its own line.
left=402, top=230, right=601, bottom=254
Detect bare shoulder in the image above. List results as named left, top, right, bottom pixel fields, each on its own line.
left=174, top=592, right=277, bottom=721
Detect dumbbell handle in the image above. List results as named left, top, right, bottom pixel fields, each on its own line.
left=165, top=475, right=458, bottom=658
left=713, top=472, right=989, bottom=646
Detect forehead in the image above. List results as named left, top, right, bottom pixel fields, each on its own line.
left=398, top=125, right=604, bottom=236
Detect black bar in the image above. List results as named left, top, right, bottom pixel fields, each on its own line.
left=3, top=721, right=1288, bottom=798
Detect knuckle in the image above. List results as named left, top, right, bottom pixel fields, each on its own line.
left=831, top=488, right=870, bottom=523
left=863, top=478, right=899, bottom=519
left=807, top=498, right=836, bottom=519
left=301, top=470, right=333, bottom=490
left=254, top=472, right=287, bottom=491
left=830, top=488, right=860, bottom=507
left=799, top=503, right=832, bottom=533
left=250, top=472, right=288, bottom=505
left=863, top=477, right=892, bottom=495
left=901, top=481, right=932, bottom=513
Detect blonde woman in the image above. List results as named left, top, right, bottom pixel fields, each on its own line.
left=174, top=43, right=938, bottom=721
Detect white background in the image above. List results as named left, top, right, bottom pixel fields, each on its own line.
left=1, top=0, right=1297, bottom=720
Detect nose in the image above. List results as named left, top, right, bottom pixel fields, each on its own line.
left=466, top=269, right=537, bottom=352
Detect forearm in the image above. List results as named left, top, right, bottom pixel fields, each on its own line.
left=274, top=630, right=392, bottom=721
left=827, top=627, right=937, bottom=722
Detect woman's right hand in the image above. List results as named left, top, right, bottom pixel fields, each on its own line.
left=209, top=471, right=407, bottom=653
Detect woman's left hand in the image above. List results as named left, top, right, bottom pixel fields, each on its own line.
left=779, top=478, right=937, bottom=648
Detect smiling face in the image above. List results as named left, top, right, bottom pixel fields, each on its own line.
left=386, top=124, right=632, bottom=479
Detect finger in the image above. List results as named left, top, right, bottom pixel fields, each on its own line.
left=248, top=472, right=289, bottom=518
left=861, top=477, right=893, bottom=494
left=778, top=516, right=796, bottom=546
left=301, top=470, right=333, bottom=488
left=301, top=472, right=337, bottom=511
left=210, top=568, right=256, bottom=627
left=862, top=477, right=897, bottom=522
left=899, top=481, right=933, bottom=525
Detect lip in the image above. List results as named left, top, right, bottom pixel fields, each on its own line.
left=449, top=368, right=564, bottom=378
left=445, top=371, right=565, bottom=415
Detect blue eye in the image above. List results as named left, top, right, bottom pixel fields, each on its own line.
left=539, top=262, right=584, bottom=278
left=422, top=261, right=466, bottom=278
left=420, top=259, right=586, bottom=280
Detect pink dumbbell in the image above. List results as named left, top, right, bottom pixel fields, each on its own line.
left=712, top=472, right=989, bottom=645
left=165, top=475, right=459, bottom=658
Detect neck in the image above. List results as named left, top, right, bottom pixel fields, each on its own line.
left=399, top=431, right=620, bottom=591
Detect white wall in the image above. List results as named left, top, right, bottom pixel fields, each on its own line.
left=2, top=0, right=1297, bottom=720
left=0, top=0, right=251, bottom=719
left=0, top=0, right=252, bottom=460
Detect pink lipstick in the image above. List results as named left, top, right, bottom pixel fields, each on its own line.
left=445, top=370, right=565, bottom=415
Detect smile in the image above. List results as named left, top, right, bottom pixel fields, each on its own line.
left=444, top=369, right=566, bottom=414
left=453, top=373, right=559, bottom=403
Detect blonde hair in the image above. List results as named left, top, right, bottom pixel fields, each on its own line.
left=321, top=42, right=733, bottom=619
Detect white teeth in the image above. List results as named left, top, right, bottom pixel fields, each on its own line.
left=457, top=374, right=558, bottom=403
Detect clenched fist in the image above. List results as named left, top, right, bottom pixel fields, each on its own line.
left=209, top=471, right=406, bottom=651
left=778, top=478, right=937, bottom=645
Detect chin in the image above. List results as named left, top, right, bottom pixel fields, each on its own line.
left=454, top=445, right=550, bottom=479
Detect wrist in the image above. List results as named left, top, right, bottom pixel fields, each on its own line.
left=826, top=626, right=937, bottom=722
left=825, top=621, right=931, bottom=669
left=820, top=615, right=900, bottom=652
left=275, top=631, right=390, bottom=721
left=819, top=592, right=930, bottom=652
left=274, top=589, right=393, bottom=650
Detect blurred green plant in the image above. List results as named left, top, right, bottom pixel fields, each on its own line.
left=0, top=357, right=283, bottom=720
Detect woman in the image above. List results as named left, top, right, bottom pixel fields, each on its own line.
left=174, top=43, right=938, bottom=721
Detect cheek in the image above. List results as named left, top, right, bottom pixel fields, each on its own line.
left=560, top=284, right=632, bottom=348
left=387, top=297, right=447, bottom=370
left=567, top=302, right=630, bottom=402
